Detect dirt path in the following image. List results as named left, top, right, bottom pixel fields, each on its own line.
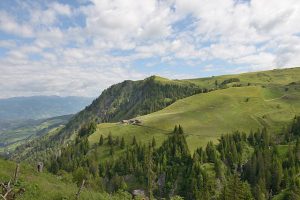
left=264, top=94, right=287, bottom=102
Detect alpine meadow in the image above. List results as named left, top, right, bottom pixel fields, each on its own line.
left=1, top=0, right=300, bottom=200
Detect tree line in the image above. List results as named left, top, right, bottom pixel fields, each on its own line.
left=48, top=116, right=300, bottom=199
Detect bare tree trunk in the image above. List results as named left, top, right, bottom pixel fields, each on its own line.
left=75, top=179, right=85, bottom=200
left=13, top=163, right=20, bottom=183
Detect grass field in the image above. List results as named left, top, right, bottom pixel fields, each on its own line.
left=185, top=67, right=300, bottom=88
left=89, top=68, right=300, bottom=152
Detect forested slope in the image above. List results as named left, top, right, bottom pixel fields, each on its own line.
left=47, top=116, right=300, bottom=199
left=11, top=76, right=202, bottom=161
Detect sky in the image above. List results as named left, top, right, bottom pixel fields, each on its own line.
left=0, top=0, right=299, bottom=98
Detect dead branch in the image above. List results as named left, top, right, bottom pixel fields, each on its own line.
left=0, top=180, right=12, bottom=200
left=75, top=179, right=85, bottom=200
left=0, top=163, right=25, bottom=200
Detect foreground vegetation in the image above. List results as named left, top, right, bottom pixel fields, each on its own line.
left=0, top=158, right=139, bottom=199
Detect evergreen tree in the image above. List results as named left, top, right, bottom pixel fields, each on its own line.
left=151, top=137, right=156, bottom=148
left=147, top=146, right=155, bottom=199
left=220, top=174, right=253, bottom=200
left=291, top=116, right=300, bottom=136
left=46, top=117, right=300, bottom=200
left=108, top=132, right=113, bottom=145
left=206, top=141, right=217, bottom=163
left=178, top=125, right=184, bottom=134
left=49, top=158, right=59, bottom=174
left=215, top=159, right=224, bottom=180
left=115, top=136, right=120, bottom=146
left=99, top=134, right=104, bottom=146
left=294, top=138, right=300, bottom=166
left=110, top=146, right=114, bottom=156
left=132, top=136, right=137, bottom=146
left=271, top=156, right=283, bottom=193
left=120, top=137, right=125, bottom=149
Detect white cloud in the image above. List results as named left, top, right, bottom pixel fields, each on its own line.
left=0, top=40, right=16, bottom=48
left=0, top=0, right=300, bottom=98
left=234, top=52, right=276, bottom=69
left=0, top=11, right=34, bottom=37
left=50, top=2, right=72, bottom=16
left=0, top=61, right=145, bottom=98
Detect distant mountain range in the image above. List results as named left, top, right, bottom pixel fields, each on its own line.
left=0, top=96, right=93, bottom=152
left=0, top=96, right=94, bottom=122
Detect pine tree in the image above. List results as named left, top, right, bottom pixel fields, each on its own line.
left=271, top=156, right=283, bottom=193
left=294, top=138, right=300, bottom=166
left=248, top=130, right=255, bottom=146
left=261, top=127, right=269, bottom=147
left=152, top=137, right=156, bottom=148
left=132, top=136, right=137, bottom=146
left=98, top=163, right=105, bottom=177
left=178, top=125, right=183, bottom=134
left=110, top=146, right=114, bottom=156
left=99, top=135, right=104, bottom=146
left=215, top=80, right=218, bottom=88
left=120, top=137, right=125, bottom=149
left=220, top=174, right=253, bottom=200
left=147, top=146, right=155, bottom=200
left=50, top=158, right=59, bottom=174
left=291, top=116, right=300, bottom=136
left=108, top=132, right=113, bottom=145
left=257, top=178, right=268, bottom=200
left=206, top=141, right=217, bottom=163
left=115, top=136, right=120, bottom=146
left=215, top=159, right=224, bottom=180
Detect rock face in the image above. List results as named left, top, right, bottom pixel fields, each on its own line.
left=121, top=119, right=142, bottom=125
left=132, top=189, right=148, bottom=200
left=37, top=162, right=43, bottom=172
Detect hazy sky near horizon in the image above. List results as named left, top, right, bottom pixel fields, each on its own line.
left=0, top=0, right=299, bottom=98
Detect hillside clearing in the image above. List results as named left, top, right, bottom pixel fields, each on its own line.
left=90, top=84, right=300, bottom=152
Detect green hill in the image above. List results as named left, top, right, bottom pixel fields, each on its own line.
left=57, top=75, right=201, bottom=140
left=185, top=67, right=300, bottom=88
left=88, top=67, right=300, bottom=151
left=11, top=67, right=300, bottom=161
left=11, top=76, right=202, bottom=161
left=90, top=82, right=300, bottom=152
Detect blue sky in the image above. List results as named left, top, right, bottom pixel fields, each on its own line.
left=0, top=0, right=299, bottom=98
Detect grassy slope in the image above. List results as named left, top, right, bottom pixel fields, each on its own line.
left=0, top=159, right=102, bottom=200
left=89, top=68, right=300, bottom=152
left=56, top=75, right=200, bottom=141
left=185, top=67, right=300, bottom=88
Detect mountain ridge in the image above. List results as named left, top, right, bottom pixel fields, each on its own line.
left=10, top=67, right=300, bottom=162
